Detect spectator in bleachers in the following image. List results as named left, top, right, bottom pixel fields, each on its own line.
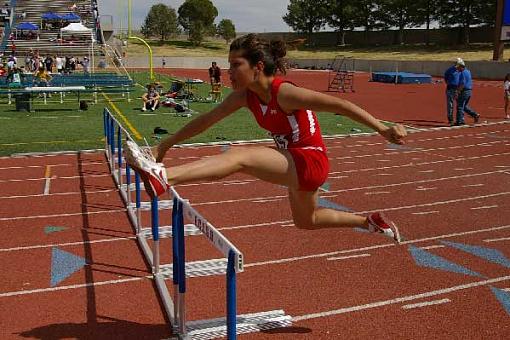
left=70, top=56, right=76, bottom=72
left=64, top=56, right=71, bottom=74
left=9, top=66, right=26, bottom=87
left=33, top=67, right=52, bottom=96
left=44, top=55, right=53, bottom=73
left=141, top=84, right=160, bottom=112
left=55, top=55, right=63, bottom=73
left=80, top=56, right=90, bottom=75
left=1, top=3, right=10, bottom=23
left=0, top=64, right=5, bottom=77
left=24, top=53, right=31, bottom=71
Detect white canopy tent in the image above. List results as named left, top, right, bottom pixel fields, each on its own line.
left=60, top=23, right=96, bottom=74
left=60, top=22, right=92, bottom=34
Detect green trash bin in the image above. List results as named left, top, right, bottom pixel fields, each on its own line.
left=14, top=92, right=31, bottom=112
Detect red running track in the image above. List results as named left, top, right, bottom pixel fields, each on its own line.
left=1, top=123, right=510, bottom=339
left=159, top=68, right=507, bottom=128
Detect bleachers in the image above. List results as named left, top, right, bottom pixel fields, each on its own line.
left=2, top=0, right=97, bottom=57
left=0, top=73, right=134, bottom=88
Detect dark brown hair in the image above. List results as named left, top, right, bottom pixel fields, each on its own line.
left=229, top=34, right=287, bottom=76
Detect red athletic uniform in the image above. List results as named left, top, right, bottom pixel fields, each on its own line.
left=246, top=77, right=329, bottom=191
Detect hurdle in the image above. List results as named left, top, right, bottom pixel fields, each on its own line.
left=103, top=108, right=292, bottom=339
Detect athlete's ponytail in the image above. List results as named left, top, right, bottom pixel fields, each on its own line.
left=230, top=34, right=287, bottom=75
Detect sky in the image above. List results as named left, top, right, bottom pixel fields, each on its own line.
left=97, top=0, right=292, bottom=33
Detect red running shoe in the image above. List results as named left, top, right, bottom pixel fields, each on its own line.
left=367, top=212, right=402, bottom=243
left=125, top=140, right=169, bottom=198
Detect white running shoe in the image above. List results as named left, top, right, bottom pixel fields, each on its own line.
left=367, top=212, right=402, bottom=243
left=125, top=140, right=169, bottom=198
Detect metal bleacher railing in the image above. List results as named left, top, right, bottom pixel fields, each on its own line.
left=103, top=108, right=291, bottom=339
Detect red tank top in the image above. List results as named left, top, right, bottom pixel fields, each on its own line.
left=246, top=78, right=326, bottom=151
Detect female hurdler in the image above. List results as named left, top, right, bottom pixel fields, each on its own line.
left=126, top=34, right=407, bottom=242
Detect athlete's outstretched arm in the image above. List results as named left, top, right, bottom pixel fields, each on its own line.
left=277, top=83, right=407, bottom=144
left=155, top=90, right=246, bottom=161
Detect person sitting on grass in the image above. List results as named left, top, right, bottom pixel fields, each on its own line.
left=141, top=84, right=160, bottom=112
left=125, top=33, right=407, bottom=242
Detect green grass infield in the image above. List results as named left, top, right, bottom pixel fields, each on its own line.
left=0, top=71, right=374, bottom=157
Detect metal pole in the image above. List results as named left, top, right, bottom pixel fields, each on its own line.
left=172, top=198, right=180, bottom=332
left=135, top=172, right=141, bottom=232
left=151, top=197, right=160, bottom=274
left=226, top=250, right=237, bottom=339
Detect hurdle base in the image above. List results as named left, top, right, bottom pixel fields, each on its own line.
left=183, top=310, right=292, bottom=340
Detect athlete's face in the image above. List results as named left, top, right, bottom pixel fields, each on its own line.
left=228, top=50, right=260, bottom=90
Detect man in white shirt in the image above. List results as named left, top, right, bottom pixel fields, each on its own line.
left=55, top=56, right=63, bottom=73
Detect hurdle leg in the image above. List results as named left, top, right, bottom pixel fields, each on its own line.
left=227, top=250, right=237, bottom=339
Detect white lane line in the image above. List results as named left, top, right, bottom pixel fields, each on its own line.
left=471, top=205, right=498, bottom=210
left=364, top=191, right=391, bottom=195
left=0, top=209, right=126, bottom=221
left=334, top=140, right=506, bottom=161
left=2, top=225, right=510, bottom=297
left=357, top=192, right=510, bottom=215
left=0, top=189, right=117, bottom=200
left=0, top=276, right=149, bottom=298
left=252, top=198, right=282, bottom=203
left=331, top=151, right=510, bottom=175
left=402, top=298, right=451, bottom=310
left=0, top=163, right=101, bottom=171
left=416, top=187, right=437, bottom=191
left=454, top=168, right=474, bottom=171
left=483, top=237, right=510, bottom=243
left=292, top=276, right=510, bottom=322
left=222, top=181, right=253, bottom=186
left=0, top=236, right=136, bottom=252
left=376, top=159, right=391, bottom=162
left=494, top=165, right=510, bottom=168
left=419, top=170, right=435, bottom=173
left=463, top=184, right=484, bottom=188
left=373, top=173, right=393, bottom=176
left=412, top=211, right=440, bottom=216
left=327, top=254, right=371, bottom=261
left=244, top=224, right=510, bottom=268
left=0, top=173, right=110, bottom=183
left=328, top=175, right=349, bottom=179
left=419, top=245, right=446, bottom=250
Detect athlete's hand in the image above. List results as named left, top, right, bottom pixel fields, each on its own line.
left=381, top=124, right=407, bottom=145
left=152, top=145, right=165, bottom=163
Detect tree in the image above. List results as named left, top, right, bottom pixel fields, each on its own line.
left=140, top=4, right=179, bottom=41
left=438, top=0, right=497, bottom=45
left=217, top=19, right=236, bottom=43
left=352, top=1, right=384, bottom=43
left=178, top=0, right=218, bottom=45
left=325, top=0, right=357, bottom=46
left=413, top=0, right=440, bottom=46
left=378, top=0, right=421, bottom=45
left=282, top=0, right=329, bottom=43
